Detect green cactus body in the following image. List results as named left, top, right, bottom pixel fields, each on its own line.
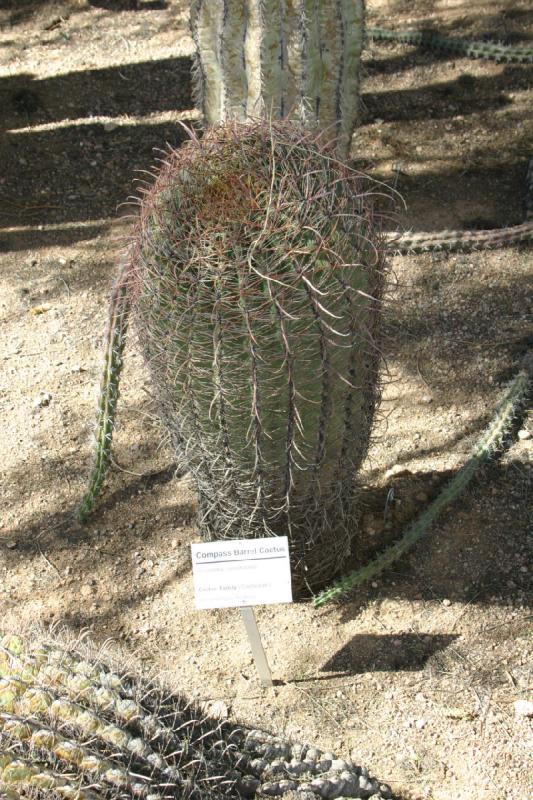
left=190, top=0, right=365, bottom=157
left=127, top=121, right=385, bottom=593
left=77, top=262, right=131, bottom=523
left=0, top=631, right=394, bottom=800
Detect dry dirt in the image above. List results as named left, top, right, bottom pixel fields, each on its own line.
left=0, top=2, right=532, bottom=799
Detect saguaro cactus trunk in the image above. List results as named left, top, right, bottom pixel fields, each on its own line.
left=190, top=0, right=365, bottom=158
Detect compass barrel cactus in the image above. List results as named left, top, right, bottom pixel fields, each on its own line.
left=128, top=121, right=385, bottom=594
left=190, top=0, right=365, bottom=158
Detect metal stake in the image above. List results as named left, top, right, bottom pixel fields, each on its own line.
left=240, top=607, right=273, bottom=687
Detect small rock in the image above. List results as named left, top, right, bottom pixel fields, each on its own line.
left=442, top=598, right=451, bottom=607
left=415, top=718, right=426, bottom=730
left=517, top=429, right=531, bottom=440
left=33, top=392, right=52, bottom=408
left=207, top=700, right=229, bottom=719
left=6, top=541, right=17, bottom=550
left=420, top=394, right=433, bottom=404
left=513, top=699, right=533, bottom=718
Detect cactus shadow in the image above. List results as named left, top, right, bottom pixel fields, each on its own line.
left=362, top=64, right=532, bottom=124
left=0, top=53, right=195, bottom=253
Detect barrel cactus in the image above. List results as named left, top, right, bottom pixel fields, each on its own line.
left=0, top=630, right=394, bottom=799
left=120, top=121, right=384, bottom=593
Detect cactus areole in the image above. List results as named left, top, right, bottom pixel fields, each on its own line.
left=127, top=121, right=385, bottom=594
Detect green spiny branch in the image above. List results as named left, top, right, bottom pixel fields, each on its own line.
left=76, top=258, right=132, bottom=523
left=366, top=26, right=533, bottom=64
left=313, top=352, right=533, bottom=607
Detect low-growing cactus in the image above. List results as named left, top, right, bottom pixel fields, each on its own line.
left=366, top=26, right=533, bottom=64
left=0, top=631, right=394, bottom=800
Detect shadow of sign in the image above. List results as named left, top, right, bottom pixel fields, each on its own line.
left=321, top=632, right=459, bottom=674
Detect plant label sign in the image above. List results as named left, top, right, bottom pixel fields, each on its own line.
left=191, top=537, right=293, bottom=610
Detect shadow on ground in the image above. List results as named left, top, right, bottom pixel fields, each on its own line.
left=320, top=632, right=459, bottom=674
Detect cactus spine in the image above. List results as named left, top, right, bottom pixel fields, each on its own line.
left=313, top=352, right=533, bottom=606
left=0, top=632, right=394, bottom=800
left=190, top=0, right=365, bottom=158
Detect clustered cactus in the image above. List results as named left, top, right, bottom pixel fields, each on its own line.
left=0, top=631, right=394, bottom=800
left=77, top=3, right=532, bottom=598
left=77, top=3, right=381, bottom=595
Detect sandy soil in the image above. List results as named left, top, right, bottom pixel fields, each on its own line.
left=0, top=2, right=531, bottom=799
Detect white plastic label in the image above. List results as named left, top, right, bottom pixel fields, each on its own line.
left=191, top=537, right=293, bottom=609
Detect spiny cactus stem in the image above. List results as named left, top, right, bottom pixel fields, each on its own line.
left=0, top=651, right=190, bottom=768
left=0, top=755, right=103, bottom=800
left=1, top=635, right=137, bottom=701
left=313, top=354, right=532, bottom=607
left=0, top=676, right=170, bottom=772
left=0, top=639, right=238, bottom=784
left=76, top=258, right=132, bottom=523
left=0, top=713, right=155, bottom=799
left=366, top=26, right=533, bottom=64
left=387, top=219, right=533, bottom=254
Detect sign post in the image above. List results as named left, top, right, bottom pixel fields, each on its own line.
left=191, top=537, right=292, bottom=686
left=239, top=607, right=273, bottom=687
